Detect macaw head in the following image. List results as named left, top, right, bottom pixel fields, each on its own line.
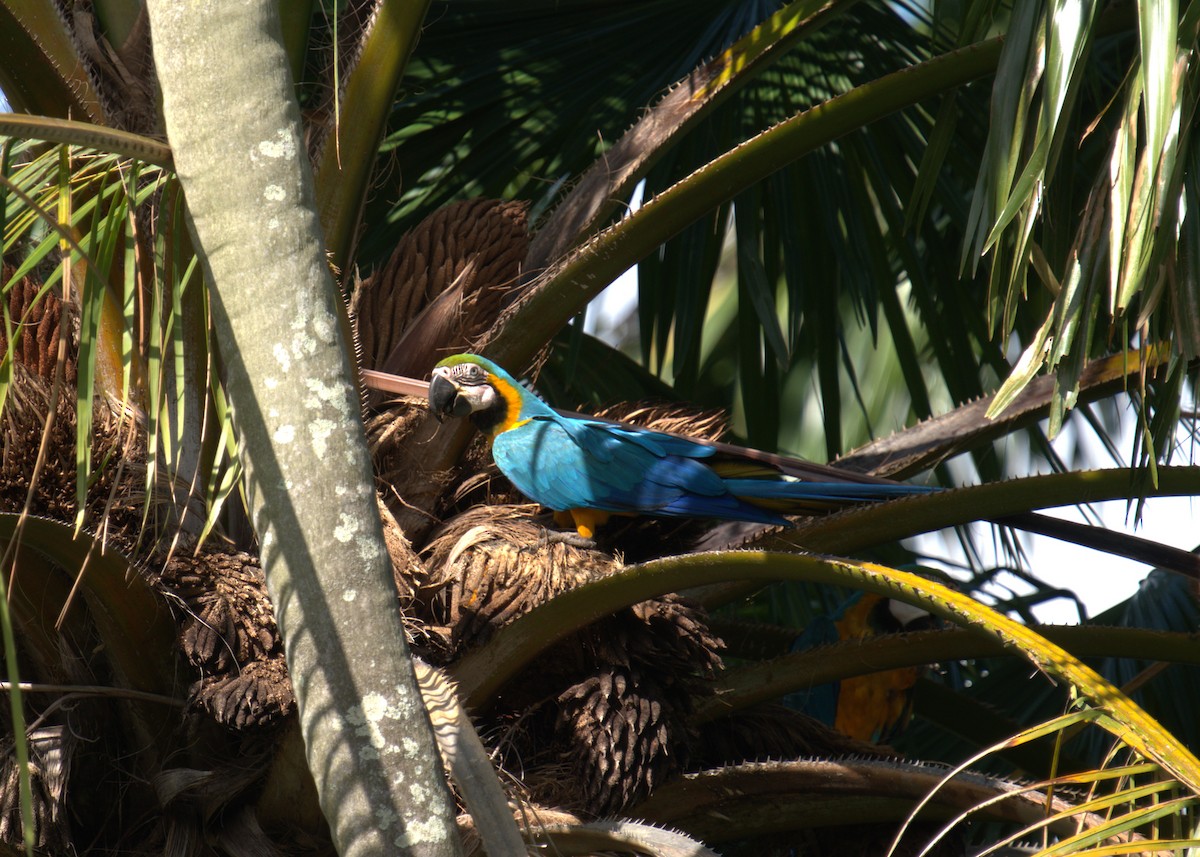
left=429, top=353, right=539, bottom=435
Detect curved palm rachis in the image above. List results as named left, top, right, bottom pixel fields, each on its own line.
left=428, top=354, right=931, bottom=538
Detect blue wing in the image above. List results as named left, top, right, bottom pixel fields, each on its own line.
left=491, top=414, right=931, bottom=522
left=492, top=416, right=789, bottom=523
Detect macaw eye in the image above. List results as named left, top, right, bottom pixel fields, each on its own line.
left=453, top=363, right=484, bottom=383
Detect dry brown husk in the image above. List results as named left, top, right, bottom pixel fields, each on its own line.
left=588, top=400, right=729, bottom=442
left=158, top=549, right=294, bottom=731
left=421, top=504, right=617, bottom=652
left=350, top=198, right=529, bottom=376
left=0, top=369, right=143, bottom=549
left=364, top=396, right=458, bottom=560
left=419, top=503, right=728, bottom=815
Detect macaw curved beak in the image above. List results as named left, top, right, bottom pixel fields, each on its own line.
left=428, top=371, right=473, bottom=422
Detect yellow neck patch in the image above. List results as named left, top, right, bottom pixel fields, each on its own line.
left=486, top=372, right=531, bottom=437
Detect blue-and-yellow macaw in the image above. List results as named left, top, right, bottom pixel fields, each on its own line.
left=428, top=353, right=932, bottom=538
left=785, top=592, right=935, bottom=743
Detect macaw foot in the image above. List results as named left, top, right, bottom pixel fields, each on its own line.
left=552, top=508, right=612, bottom=541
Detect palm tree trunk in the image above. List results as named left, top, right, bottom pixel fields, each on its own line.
left=143, top=2, right=461, bottom=854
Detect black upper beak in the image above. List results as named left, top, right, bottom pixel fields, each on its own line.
left=428, top=372, right=471, bottom=422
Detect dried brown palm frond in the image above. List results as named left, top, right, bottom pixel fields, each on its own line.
left=350, top=198, right=529, bottom=375
left=376, top=493, right=445, bottom=657
left=364, top=396, right=461, bottom=544
left=0, top=726, right=73, bottom=852
left=157, top=549, right=294, bottom=730
left=376, top=492, right=429, bottom=605
left=0, top=364, right=145, bottom=547
left=364, top=396, right=430, bottom=475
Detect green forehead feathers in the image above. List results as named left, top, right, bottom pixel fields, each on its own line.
left=435, top=353, right=492, bottom=370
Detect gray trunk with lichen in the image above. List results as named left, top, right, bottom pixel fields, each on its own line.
left=143, top=3, right=462, bottom=855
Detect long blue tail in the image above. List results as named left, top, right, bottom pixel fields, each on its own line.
left=722, top=478, right=935, bottom=516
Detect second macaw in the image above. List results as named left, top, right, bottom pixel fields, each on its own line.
left=785, top=592, right=936, bottom=743
left=428, top=353, right=932, bottom=538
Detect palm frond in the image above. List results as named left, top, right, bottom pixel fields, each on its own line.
left=364, top=0, right=796, bottom=266
left=1, top=138, right=245, bottom=552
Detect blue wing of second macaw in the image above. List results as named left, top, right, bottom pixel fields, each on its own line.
left=782, top=612, right=843, bottom=725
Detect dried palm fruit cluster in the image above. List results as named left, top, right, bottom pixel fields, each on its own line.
left=350, top=198, right=529, bottom=373
left=152, top=500, right=422, bottom=734
left=421, top=504, right=617, bottom=652
left=158, top=550, right=294, bottom=731
left=541, top=593, right=724, bottom=813
left=0, top=268, right=75, bottom=384
left=419, top=504, right=726, bottom=815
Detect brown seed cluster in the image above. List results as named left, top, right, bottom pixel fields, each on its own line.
left=351, top=198, right=529, bottom=373
left=0, top=269, right=74, bottom=384
left=159, top=550, right=295, bottom=730
left=418, top=504, right=730, bottom=815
